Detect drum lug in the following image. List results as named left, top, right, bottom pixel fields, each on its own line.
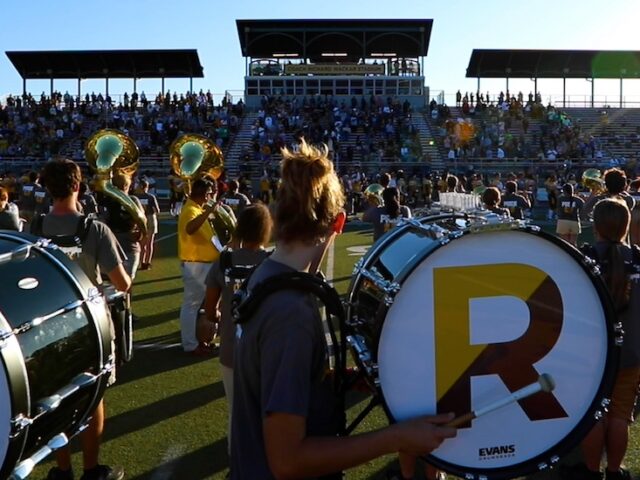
left=346, top=335, right=378, bottom=380
left=613, top=322, right=624, bottom=346
left=538, top=462, right=549, bottom=471
left=355, top=266, right=400, bottom=301
left=10, top=414, right=33, bottom=438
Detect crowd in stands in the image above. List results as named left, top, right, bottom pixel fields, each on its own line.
left=0, top=90, right=245, bottom=162
left=429, top=90, right=612, bottom=164
left=238, top=94, right=424, bottom=176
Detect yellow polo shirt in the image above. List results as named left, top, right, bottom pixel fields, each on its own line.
left=178, top=198, right=219, bottom=262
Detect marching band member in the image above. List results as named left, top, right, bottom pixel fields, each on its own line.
left=231, top=139, right=455, bottom=479
left=178, top=178, right=220, bottom=355
left=481, top=187, right=510, bottom=217
left=221, top=179, right=251, bottom=217
left=362, top=187, right=412, bottom=241
left=134, top=179, right=160, bottom=270
left=0, top=186, right=20, bottom=231
left=37, top=158, right=130, bottom=480
left=556, top=183, right=584, bottom=246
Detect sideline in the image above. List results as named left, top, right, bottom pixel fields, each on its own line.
left=326, top=239, right=335, bottom=285
left=154, top=232, right=178, bottom=244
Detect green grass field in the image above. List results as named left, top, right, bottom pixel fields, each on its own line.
left=30, top=214, right=640, bottom=480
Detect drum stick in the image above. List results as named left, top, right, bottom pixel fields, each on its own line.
left=446, top=373, right=555, bottom=428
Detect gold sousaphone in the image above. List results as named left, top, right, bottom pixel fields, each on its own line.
left=582, top=168, right=605, bottom=195
left=364, top=183, right=385, bottom=206
left=169, top=133, right=236, bottom=247
left=85, top=129, right=147, bottom=236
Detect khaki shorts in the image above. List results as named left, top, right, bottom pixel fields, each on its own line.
left=556, top=219, right=581, bottom=235
left=609, top=367, right=640, bottom=422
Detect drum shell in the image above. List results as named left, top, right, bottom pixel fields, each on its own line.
left=0, top=232, right=113, bottom=478
left=346, top=214, right=619, bottom=480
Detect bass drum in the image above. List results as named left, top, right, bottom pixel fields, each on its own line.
left=346, top=214, right=619, bottom=480
left=0, top=232, right=113, bottom=479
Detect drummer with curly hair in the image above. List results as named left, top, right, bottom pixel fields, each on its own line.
left=231, top=139, right=456, bottom=479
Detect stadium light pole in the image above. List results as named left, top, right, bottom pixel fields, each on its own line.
left=103, top=68, right=109, bottom=99
left=159, top=67, right=165, bottom=94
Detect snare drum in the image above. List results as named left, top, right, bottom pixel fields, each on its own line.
left=0, top=232, right=113, bottom=479
left=346, top=214, right=619, bottom=480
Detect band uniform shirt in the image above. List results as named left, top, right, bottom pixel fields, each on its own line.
left=583, top=192, right=635, bottom=220
left=557, top=194, right=584, bottom=221
left=38, top=212, right=126, bottom=287
left=79, top=193, right=99, bottom=215
left=134, top=191, right=160, bottom=235
left=231, top=258, right=343, bottom=480
left=222, top=191, right=250, bottom=216
left=362, top=205, right=411, bottom=241
left=33, top=185, right=51, bottom=216
left=205, top=248, right=269, bottom=368
left=501, top=192, right=530, bottom=220
left=178, top=198, right=219, bottom=262
left=19, top=182, right=37, bottom=213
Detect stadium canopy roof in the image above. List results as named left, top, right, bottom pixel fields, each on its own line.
left=5, top=49, right=204, bottom=79
left=236, top=19, right=433, bottom=62
left=466, top=49, right=640, bottom=79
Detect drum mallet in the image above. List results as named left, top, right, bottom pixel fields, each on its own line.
left=446, top=373, right=556, bottom=428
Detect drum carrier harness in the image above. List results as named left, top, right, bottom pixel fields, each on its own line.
left=31, top=214, right=133, bottom=365
left=232, top=269, right=353, bottom=436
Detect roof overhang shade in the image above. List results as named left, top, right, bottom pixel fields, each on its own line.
left=466, top=49, right=640, bottom=79
left=5, top=49, right=204, bottom=79
left=236, top=19, right=433, bottom=63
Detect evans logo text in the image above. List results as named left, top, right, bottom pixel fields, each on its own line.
left=478, top=444, right=516, bottom=460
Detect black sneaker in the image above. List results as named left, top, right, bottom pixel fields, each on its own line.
left=560, top=463, right=603, bottom=480
left=47, top=467, right=74, bottom=480
left=606, top=469, right=633, bottom=480
left=79, top=465, right=125, bottom=480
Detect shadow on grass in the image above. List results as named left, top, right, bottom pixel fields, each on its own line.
left=133, top=274, right=182, bottom=286
left=127, top=437, right=228, bottom=480
left=136, top=309, right=180, bottom=329
left=134, top=287, right=184, bottom=302
left=105, top=382, right=225, bottom=443
left=117, top=340, right=215, bottom=386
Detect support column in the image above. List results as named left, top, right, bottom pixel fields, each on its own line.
left=477, top=77, right=480, bottom=95
left=190, top=77, right=193, bottom=94
left=77, top=78, right=81, bottom=99
left=620, top=77, right=623, bottom=108
left=591, top=78, right=595, bottom=107
left=105, top=77, right=109, bottom=97
left=50, top=78, right=54, bottom=96
left=161, top=77, right=165, bottom=94
left=133, top=77, right=137, bottom=94
left=563, top=77, right=566, bottom=108
left=506, top=76, right=509, bottom=93
left=23, top=78, right=26, bottom=97
left=534, top=78, right=538, bottom=98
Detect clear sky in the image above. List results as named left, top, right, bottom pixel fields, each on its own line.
left=1, top=0, right=639, bottom=105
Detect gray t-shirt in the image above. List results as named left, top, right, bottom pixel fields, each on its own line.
left=231, top=258, right=342, bottom=479
left=37, top=212, right=125, bottom=286
left=0, top=203, right=20, bottom=231
left=205, top=248, right=269, bottom=368
left=362, top=205, right=411, bottom=241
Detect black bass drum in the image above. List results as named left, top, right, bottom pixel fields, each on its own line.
left=346, top=214, right=618, bottom=480
left=0, top=232, right=113, bottom=480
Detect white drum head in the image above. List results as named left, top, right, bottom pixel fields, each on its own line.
left=378, top=230, right=610, bottom=475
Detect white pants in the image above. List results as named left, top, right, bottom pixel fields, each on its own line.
left=179, top=261, right=211, bottom=351
left=221, top=364, right=234, bottom=455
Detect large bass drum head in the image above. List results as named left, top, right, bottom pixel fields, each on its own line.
left=378, top=229, right=616, bottom=479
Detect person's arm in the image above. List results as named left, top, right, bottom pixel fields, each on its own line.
left=204, top=286, right=222, bottom=323
left=106, top=263, right=131, bottom=292
left=361, top=205, right=376, bottom=223
left=185, top=202, right=215, bottom=235
left=263, top=412, right=455, bottom=479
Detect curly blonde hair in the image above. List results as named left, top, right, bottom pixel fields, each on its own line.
left=275, top=139, right=345, bottom=244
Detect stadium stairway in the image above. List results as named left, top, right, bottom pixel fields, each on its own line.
left=416, top=112, right=444, bottom=172
left=223, top=112, right=258, bottom=179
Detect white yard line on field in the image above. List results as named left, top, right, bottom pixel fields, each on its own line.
left=154, top=232, right=178, bottom=244
left=326, top=239, right=335, bottom=285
